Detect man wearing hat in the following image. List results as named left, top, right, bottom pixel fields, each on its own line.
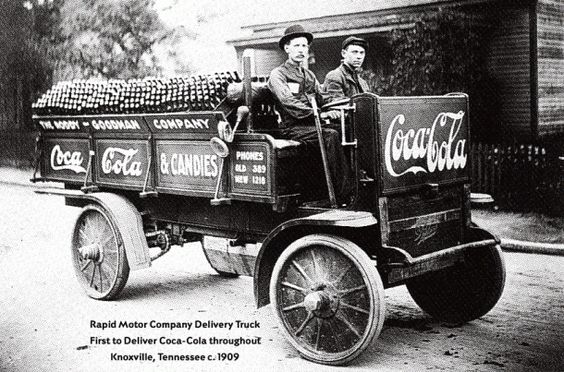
left=268, top=24, right=351, bottom=203
left=323, top=36, right=370, bottom=102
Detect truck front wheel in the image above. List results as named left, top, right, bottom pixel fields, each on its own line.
left=406, top=245, right=505, bottom=323
left=269, top=234, right=385, bottom=365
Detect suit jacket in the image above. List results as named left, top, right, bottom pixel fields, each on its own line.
left=268, top=60, right=326, bottom=127
left=323, top=63, right=369, bottom=102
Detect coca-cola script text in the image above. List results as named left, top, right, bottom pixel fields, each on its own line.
left=101, top=147, right=143, bottom=177
left=384, top=111, right=467, bottom=177
left=50, top=145, right=86, bottom=173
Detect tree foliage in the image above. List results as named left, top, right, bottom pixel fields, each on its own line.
left=366, top=9, right=491, bottom=96
left=362, top=8, right=494, bottom=139
left=19, top=0, right=187, bottom=83
left=55, top=0, right=184, bottom=79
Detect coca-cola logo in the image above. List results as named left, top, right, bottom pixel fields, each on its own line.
left=384, top=111, right=467, bottom=177
left=101, top=147, right=142, bottom=177
left=50, top=145, right=86, bottom=173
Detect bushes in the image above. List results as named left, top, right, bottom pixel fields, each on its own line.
left=362, top=8, right=495, bottom=140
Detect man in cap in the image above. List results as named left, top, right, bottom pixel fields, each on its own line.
left=324, top=36, right=370, bottom=102
left=268, top=24, right=351, bottom=203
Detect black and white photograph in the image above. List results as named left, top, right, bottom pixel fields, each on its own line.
left=0, top=0, right=562, bottom=371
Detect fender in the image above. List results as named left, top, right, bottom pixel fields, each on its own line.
left=253, top=209, right=378, bottom=308
left=35, top=188, right=151, bottom=270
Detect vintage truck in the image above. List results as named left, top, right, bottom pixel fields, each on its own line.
left=31, top=68, right=505, bottom=365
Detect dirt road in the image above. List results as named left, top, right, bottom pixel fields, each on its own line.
left=0, top=183, right=562, bottom=371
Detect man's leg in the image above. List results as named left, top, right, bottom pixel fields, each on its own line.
left=287, top=126, right=352, bottom=202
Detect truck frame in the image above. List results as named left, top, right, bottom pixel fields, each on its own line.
left=32, top=77, right=505, bottom=365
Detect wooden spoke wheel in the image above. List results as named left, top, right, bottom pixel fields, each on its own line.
left=270, top=234, right=385, bottom=365
left=407, top=244, right=506, bottom=323
left=71, top=204, right=129, bottom=300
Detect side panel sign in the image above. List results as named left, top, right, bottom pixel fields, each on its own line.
left=378, top=97, right=470, bottom=192
left=43, top=138, right=89, bottom=180
left=156, top=141, right=219, bottom=192
left=95, top=139, right=149, bottom=187
left=229, top=143, right=271, bottom=195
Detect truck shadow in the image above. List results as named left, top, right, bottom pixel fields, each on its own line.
left=116, top=272, right=251, bottom=303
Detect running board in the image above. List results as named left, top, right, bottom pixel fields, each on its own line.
left=382, top=239, right=498, bottom=286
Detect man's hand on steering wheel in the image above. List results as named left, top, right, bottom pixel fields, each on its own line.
left=320, top=110, right=341, bottom=120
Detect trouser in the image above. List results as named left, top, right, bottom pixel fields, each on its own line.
left=283, top=124, right=352, bottom=201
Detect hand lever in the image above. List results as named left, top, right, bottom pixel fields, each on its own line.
left=226, top=106, right=249, bottom=142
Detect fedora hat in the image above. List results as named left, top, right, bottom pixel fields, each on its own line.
left=278, top=24, right=313, bottom=50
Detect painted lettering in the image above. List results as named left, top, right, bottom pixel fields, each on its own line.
left=167, top=153, right=218, bottom=178
left=38, top=120, right=54, bottom=130
left=52, top=120, right=80, bottom=131
left=236, top=151, right=264, bottom=161
left=91, top=119, right=141, bottom=131
left=101, top=147, right=143, bottom=176
left=50, top=145, right=86, bottom=173
left=384, top=111, right=467, bottom=177
left=153, top=118, right=210, bottom=130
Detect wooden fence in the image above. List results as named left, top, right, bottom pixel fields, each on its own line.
left=471, top=142, right=563, bottom=214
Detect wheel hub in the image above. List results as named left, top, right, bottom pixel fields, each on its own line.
left=306, top=282, right=341, bottom=318
left=304, top=292, right=327, bottom=311
left=78, top=243, right=102, bottom=262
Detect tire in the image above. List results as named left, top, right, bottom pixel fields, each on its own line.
left=71, top=204, right=130, bottom=300
left=269, top=234, right=385, bottom=365
left=201, top=237, right=240, bottom=278
left=407, top=244, right=505, bottom=323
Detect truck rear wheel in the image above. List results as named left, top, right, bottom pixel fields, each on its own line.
left=406, top=245, right=505, bottom=323
left=201, top=237, right=240, bottom=278
left=71, top=204, right=129, bottom=300
left=270, top=234, right=385, bottom=365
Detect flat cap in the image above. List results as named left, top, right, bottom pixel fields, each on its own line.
left=342, top=36, right=368, bottom=50
left=279, top=24, right=313, bottom=50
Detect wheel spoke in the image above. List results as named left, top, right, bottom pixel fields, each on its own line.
left=336, top=310, right=361, bottom=338
left=340, top=301, right=370, bottom=315
left=80, top=260, right=92, bottom=272
left=315, top=318, right=323, bottom=351
left=98, top=264, right=103, bottom=292
left=328, top=318, right=341, bottom=351
left=295, top=311, right=314, bottom=337
left=99, top=235, right=115, bottom=249
left=101, top=257, right=117, bottom=279
left=282, top=302, right=305, bottom=312
left=291, top=259, right=313, bottom=285
left=339, top=284, right=367, bottom=296
left=311, top=249, right=319, bottom=279
left=89, top=264, right=96, bottom=287
left=92, top=214, right=102, bottom=235
left=101, top=220, right=111, bottom=236
left=101, top=225, right=113, bottom=246
left=332, top=263, right=353, bottom=286
left=87, top=215, right=98, bottom=237
left=281, top=281, right=306, bottom=293
left=79, top=229, right=90, bottom=243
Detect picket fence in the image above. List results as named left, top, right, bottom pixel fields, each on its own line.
left=471, top=142, right=563, bottom=213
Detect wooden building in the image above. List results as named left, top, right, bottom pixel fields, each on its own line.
left=228, top=0, right=563, bottom=142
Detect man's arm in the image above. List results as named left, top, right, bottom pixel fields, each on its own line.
left=268, top=68, right=313, bottom=119
left=323, top=69, right=346, bottom=102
